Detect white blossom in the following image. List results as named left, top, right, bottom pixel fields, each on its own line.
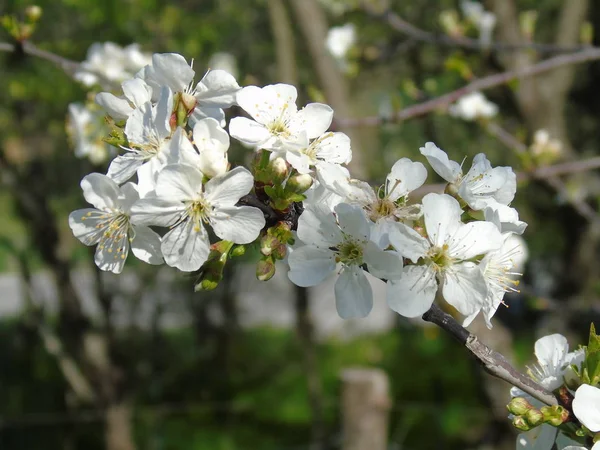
left=420, top=142, right=516, bottom=210
left=339, top=158, right=428, bottom=248
left=573, top=384, right=600, bottom=433
left=286, top=131, right=352, bottom=175
left=449, top=91, right=498, bottom=121
left=69, top=173, right=163, bottom=274
left=512, top=334, right=585, bottom=450
left=96, top=78, right=153, bottom=120
left=325, top=23, right=356, bottom=72
left=130, top=165, right=265, bottom=271
left=136, top=53, right=240, bottom=126
left=67, top=103, right=114, bottom=164
left=106, top=87, right=175, bottom=184
left=229, top=83, right=333, bottom=152
left=75, top=42, right=151, bottom=89
left=463, top=233, right=527, bottom=328
left=288, top=203, right=403, bottom=319
left=386, top=193, right=503, bottom=318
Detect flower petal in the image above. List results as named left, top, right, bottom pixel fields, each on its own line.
left=419, top=142, right=462, bottom=183
left=335, top=266, right=373, bottom=319
left=335, top=203, right=370, bottom=241
left=387, top=222, right=429, bottom=263
left=229, top=117, right=271, bottom=148
left=386, top=158, right=428, bottom=200
left=130, top=225, right=163, bottom=264
left=130, top=197, right=185, bottom=227
left=210, top=205, right=265, bottom=243
left=534, top=334, right=569, bottom=372
left=291, top=103, right=334, bottom=139
left=204, top=166, right=254, bottom=206
left=68, top=208, right=104, bottom=245
left=155, top=164, right=203, bottom=201
left=288, top=245, right=336, bottom=287
left=447, top=220, right=503, bottom=259
left=422, top=193, right=462, bottom=248
left=81, top=173, right=122, bottom=210
left=161, top=219, right=210, bottom=271
left=442, top=262, right=487, bottom=316
left=107, top=153, right=144, bottom=184
left=195, top=69, right=240, bottom=107
left=387, top=265, right=437, bottom=317
left=296, top=204, right=343, bottom=248
left=363, top=241, right=403, bottom=280
left=516, top=425, right=557, bottom=450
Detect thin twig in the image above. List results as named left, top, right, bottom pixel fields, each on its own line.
left=486, top=122, right=600, bottom=223
left=336, top=47, right=600, bottom=128
left=366, top=6, right=592, bottom=54
left=422, top=304, right=558, bottom=406
left=0, top=41, right=80, bottom=75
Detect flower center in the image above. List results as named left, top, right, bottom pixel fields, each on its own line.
left=336, top=238, right=364, bottom=266
left=185, top=197, right=212, bottom=232
left=368, top=198, right=396, bottom=222
left=427, top=244, right=453, bottom=270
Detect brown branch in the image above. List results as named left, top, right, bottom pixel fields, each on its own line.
left=336, top=47, right=600, bottom=128
left=0, top=40, right=80, bottom=75
left=422, top=304, right=558, bottom=406
left=486, top=122, right=600, bottom=223
left=367, top=7, right=592, bottom=54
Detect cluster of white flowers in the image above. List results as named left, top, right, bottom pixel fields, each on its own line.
left=510, top=333, right=600, bottom=450
left=69, top=50, right=526, bottom=331
left=68, top=43, right=153, bottom=164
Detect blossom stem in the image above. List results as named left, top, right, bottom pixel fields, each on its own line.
left=422, top=303, right=559, bottom=406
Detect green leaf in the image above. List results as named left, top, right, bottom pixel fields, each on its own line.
left=585, top=323, right=600, bottom=384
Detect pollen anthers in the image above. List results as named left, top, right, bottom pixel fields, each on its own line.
left=426, top=244, right=453, bottom=270
left=185, top=197, right=212, bottom=232
left=335, top=236, right=364, bottom=266
left=84, top=209, right=131, bottom=259
left=368, top=197, right=396, bottom=222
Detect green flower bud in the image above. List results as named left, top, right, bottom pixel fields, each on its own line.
left=513, top=415, right=532, bottom=431
left=507, top=397, right=534, bottom=416
left=525, top=408, right=544, bottom=427
left=260, top=234, right=280, bottom=256
left=541, top=405, right=569, bottom=426
left=25, top=5, right=42, bottom=23
left=230, top=245, right=246, bottom=257
left=256, top=258, right=276, bottom=281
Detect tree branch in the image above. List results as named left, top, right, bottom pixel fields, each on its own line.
left=0, top=40, right=80, bottom=75
left=422, top=304, right=558, bottom=406
left=365, top=6, right=592, bottom=54
left=335, top=47, right=600, bottom=128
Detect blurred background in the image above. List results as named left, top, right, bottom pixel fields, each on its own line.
left=1, top=0, right=599, bottom=449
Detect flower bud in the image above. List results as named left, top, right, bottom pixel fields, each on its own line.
left=541, top=405, right=569, bottom=426
left=286, top=173, right=313, bottom=194
left=272, top=243, right=287, bottom=260
left=507, top=397, right=534, bottom=416
left=525, top=408, right=544, bottom=427
left=267, top=157, right=289, bottom=185
left=25, top=5, right=42, bottom=23
left=256, top=258, right=276, bottom=281
left=512, top=415, right=532, bottom=431
left=260, top=234, right=279, bottom=256
left=231, top=245, right=246, bottom=258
